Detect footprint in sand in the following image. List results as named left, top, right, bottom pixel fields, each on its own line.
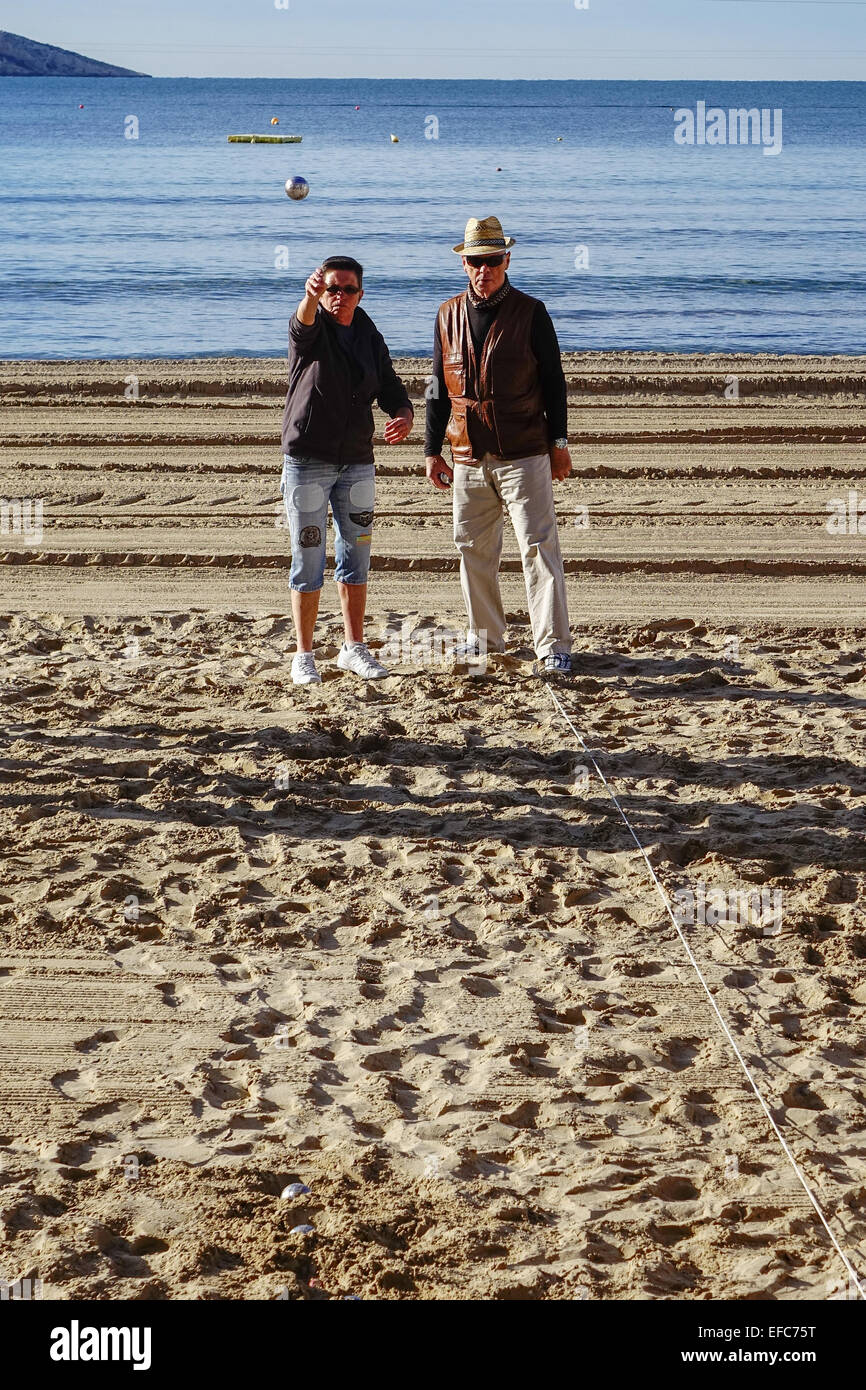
left=49, top=1139, right=94, bottom=1167
left=73, top=1029, right=120, bottom=1053
left=49, top=1068, right=100, bottom=1101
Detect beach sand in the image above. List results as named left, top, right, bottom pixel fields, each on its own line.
left=0, top=353, right=863, bottom=1300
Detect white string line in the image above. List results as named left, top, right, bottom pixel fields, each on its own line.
left=544, top=681, right=865, bottom=1300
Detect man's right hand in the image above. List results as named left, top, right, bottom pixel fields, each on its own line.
left=305, top=267, right=326, bottom=300
left=297, top=267, right=326, bottom=325
left=426, top=455, right=453, bottom=490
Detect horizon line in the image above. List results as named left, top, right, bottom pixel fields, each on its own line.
left=16, top=73, right=866, bottom=82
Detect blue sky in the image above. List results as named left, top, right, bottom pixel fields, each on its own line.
left=9, top=0, right=866, bottom=79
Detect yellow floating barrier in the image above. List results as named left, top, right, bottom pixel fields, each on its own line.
left=227, top=134, right=303, bottom=144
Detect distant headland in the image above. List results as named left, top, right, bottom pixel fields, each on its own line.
left=0, top=31, right=149, bottom=77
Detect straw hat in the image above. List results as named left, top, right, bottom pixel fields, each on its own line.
left=453, top=215, right=516, bottom=255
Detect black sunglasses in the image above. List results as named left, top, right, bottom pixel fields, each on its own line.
left=466, top=254, right=505, bottom=268
left=323, top=282, right=361, bottom=295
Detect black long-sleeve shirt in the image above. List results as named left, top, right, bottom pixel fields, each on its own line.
left=424, top=295, right=568, bottom=456
left=281, top=306, right=412, bottom=466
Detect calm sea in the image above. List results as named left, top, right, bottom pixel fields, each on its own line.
left=2, top=77, right=866, bottom=358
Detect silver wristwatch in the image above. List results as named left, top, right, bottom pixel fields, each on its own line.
left=553, top=437, right=568, bottom=450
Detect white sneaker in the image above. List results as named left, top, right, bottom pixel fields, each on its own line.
left=337, top=642, right=390, bottom=679
left=292, top=651, right=321, bottom=685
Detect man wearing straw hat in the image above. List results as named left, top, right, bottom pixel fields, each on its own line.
left=425, top=215, right=573, bottom=675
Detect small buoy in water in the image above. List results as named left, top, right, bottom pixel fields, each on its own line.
left=78, top=104, right=84, bottom=109
left=496, top=166, right=502, bottom=171
left=390, top=133, right=399, bottom=143
left=354, top=105, right=360, bottom=111
left=556, top=136, right=563, bottom=142
left=280, top=1182, right=311, bottom=1199
left=291, top=1224, right=315, bottom=1235
left=271, top=116, right=279, bottom=126
left=285, top=176, right=310, bottom=200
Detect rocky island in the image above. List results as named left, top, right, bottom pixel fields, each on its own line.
left=0, top=30, right=148, bottom=76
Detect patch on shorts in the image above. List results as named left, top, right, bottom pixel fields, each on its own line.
left=299, top=524, right=322, bottom=547
left=349, top=480, right=375, bottom=509
left=291, top=481, right=325, bottom=512
left=350, top=510, right=374, bottom=527
left=357, top=533, right=372, bottom=546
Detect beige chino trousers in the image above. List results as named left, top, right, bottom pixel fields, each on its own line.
left=453, top=452, right=572, bottom=659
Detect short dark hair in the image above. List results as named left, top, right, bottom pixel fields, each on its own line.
left=321, top=255, right=363, bottom=288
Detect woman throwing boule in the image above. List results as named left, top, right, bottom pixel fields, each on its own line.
left=280, top=256, right=414, bottom=684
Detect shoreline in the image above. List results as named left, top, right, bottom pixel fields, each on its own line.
left=5, top=351, right=866, bottom=369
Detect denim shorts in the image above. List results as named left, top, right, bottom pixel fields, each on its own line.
left=280, top=455, right=375, bottom=592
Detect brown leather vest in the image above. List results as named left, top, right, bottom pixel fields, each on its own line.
left=438, top=287, right=550, bottom=465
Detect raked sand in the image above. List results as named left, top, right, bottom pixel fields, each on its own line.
left=0, top=354, right=863, bottom=1300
